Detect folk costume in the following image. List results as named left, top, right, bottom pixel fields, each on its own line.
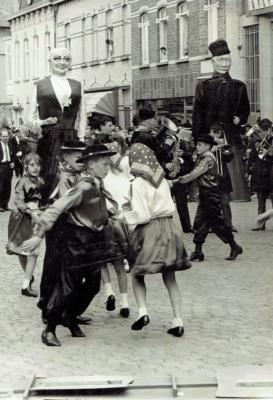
left=6, top=176, right=44, bottom=256
left=29, top=75, right=86, bottom=203
left=192, top=39, right=250, bottom=201
left=33, top=144, right=117, bottom=346
left=179, top=135, right=242, bottom=261
left=102, top=146, right=131, bottom=316
left=122, top=143, right=190, bottom=337
left=38, top=141, right=86, bottom=315
left=123, top=143, right=191, bottom=275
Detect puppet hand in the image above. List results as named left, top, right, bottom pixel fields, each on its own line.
left=233, top=116, right=240, bottom=125
left=42, top=117, right=58, bottom=126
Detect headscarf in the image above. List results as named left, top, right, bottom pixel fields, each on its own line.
left=129, top=143, right=165, bottom=188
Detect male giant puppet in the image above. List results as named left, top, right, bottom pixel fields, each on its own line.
left=29, top=47, right=86, bottom=203
left=192, top=39, right=250, bottom=200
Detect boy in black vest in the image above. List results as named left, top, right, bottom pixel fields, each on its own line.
left=21, top=144, right=118, bottom=347
left=175, top=135, right=242, bottom=262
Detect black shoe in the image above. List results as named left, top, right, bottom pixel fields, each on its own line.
left=41, top=329, right=61, bottom=346
left=183, top=227, right=194, bottom=233
left=190, top=251, right=204, bottom=262
left=131, top=315, right=150, bottom=331
left=106, top=295, right=116, bottom=311
left=0, top=208, right=5, bottom=212
left=76, top=315, right=92, bottom=325
left=251, top=226, right=265, bottom=231
left=69, top=323, right=86, bottom=337
left=225, top=244, right=243, bottom=261
left=120, top=308, right=130, bottom=318
left=231, top=226, right=238, bottom=233
left=167, top=326, right=184, bottom=337
left=21, top=287, right=38, bottom=297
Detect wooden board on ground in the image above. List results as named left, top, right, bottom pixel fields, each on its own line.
left=216, top=365, right=273, bottom=398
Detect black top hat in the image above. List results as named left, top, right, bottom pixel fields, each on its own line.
left=195, top=135, right=217, bottom=147
left=76, top=144, right=117, bottom=163
left=209, top=39, right=230, bottom=57
left=61, top=140, right=86, bottom=151
left=138, top=104, right=155, bottom=121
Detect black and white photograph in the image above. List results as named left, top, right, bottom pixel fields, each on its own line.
left=0, top=0, right=273, bottom=398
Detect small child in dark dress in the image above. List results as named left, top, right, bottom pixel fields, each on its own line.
left=6, top=153, right=44, bottom=297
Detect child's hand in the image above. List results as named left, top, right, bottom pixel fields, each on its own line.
left=20, top=236, right=42, bottom=253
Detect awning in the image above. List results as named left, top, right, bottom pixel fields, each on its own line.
left=85, top=91, right=115, bottom=117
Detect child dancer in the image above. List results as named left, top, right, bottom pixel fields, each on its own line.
left=20, top=144, right=119, bottom=347
left=102, top=142, right=131, bottom=317
left=6, top=153, right=44, bottom=297
left=122, top=143, right=191, bottom=337
left=175, top=135, right=243, bottom=261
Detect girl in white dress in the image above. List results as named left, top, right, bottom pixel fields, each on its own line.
left=122, top=143, right=191, bottom=337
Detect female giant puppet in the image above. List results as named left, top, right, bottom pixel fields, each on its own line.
left=29, top=47, right=86, bottom=203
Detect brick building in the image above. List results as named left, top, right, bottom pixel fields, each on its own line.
left=131, top=0, right=246, bottom=124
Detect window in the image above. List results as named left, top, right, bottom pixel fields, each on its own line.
left=140, top=13, right=149, bottom=64
left=33, top=36, right=39, bottom=77
left=6, top=43, right=12, bottom=81
left=122, top=5, right=128, bottom=55
left=82, top=17, right=86, bottom=63
left=23, top=38, right=30, bottom=79
left=159, top=8, right=168, bottom=61
left=204, top=0, right=219, bottom=45
left=45, top=32, right=51, bottom=75
left=65, top=22, right=71, bottom=51
left=245, top=25, right=260, bottom=113
left=178, top=2, right=188, bottom=58
left=15, top=41, right=20, bottom=80
left=92, top=14, right=98, bottom=60
left=106, top=10, right=114, bottom=59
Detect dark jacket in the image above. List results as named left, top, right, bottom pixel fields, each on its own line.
left=247, top=140, right=273, bottom=193
left=192, top=73, right=250, bottom=147
left=0, top=141, right=15, bottom=163
left=213, top=145, right=233, bottom=193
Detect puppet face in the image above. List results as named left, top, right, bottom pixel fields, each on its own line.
left=62, top=151, right=83, bottom=172
left=26, top=159, right=41, bottom=177
left=212, top=54, right=231, bottom=75
left=50, top=48, right=71, bottom=76
left=87, top=156, right=111, bottom=179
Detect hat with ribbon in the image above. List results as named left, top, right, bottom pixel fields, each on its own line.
left=76, top=144, right=117, bottom=163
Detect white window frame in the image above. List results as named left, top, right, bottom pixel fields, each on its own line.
left=106, top=10, right=114, bottom=59
left=158, top=8, right=168, bottom=61
left=177, top=2, right=189, bottom=58
left=45, top=31, right=51, bottom=76
left=65, top=22, right=71, bottom=51
left=15, top=41, right=20, bottom=81
left=23, top=38, right=30, bottom=80
left=5, top=43, right=12, bottom=81
left=140, top=13, right=149, bottom=65
left=122, top=4, right=128, bottom=55
left=204, top=0, right=219, bottom=45
left=92, top=14, right=98, bottom=61
left=33, top=35, right=39, bottom=77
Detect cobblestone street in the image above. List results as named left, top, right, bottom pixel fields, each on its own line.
left=0, top=196, right=273, bottom=390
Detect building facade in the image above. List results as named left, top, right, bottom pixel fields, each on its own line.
left=6, top=0, right=132, bottom=129
left=56, top=0, right=132, bottom=129
left=0, top=1, right=14, bottom=126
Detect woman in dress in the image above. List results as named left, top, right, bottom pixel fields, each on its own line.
left=6, top=153, right=44, bottom=297
left=122, top=143, right=191, bottom=337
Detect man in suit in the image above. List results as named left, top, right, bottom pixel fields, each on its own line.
left=0, top=130, right=15, bottom=211
left=10, top=127, right=27, bottom=177
left=192, top=39, right=250, bottom=200
left=28, top=47, right=86, bottom=203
